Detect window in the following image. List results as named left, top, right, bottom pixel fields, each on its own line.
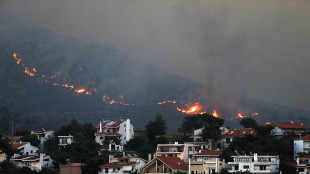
left=260, top=166, right=267, bottom=170
left=189, top=146, right=193, bottom=151
left=235, top=165, right=239, bottom=170
left=243, top=165, right=249, bottom=169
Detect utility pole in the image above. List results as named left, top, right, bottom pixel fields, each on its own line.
left=11, top=118, right=14, bottom=144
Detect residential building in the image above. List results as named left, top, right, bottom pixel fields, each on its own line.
left=10, top=153, right=53, bottom=172
left=98, top=154, right=147, bottom=174
left=140, top=156, right=188, bottom=174
left=95, top=119, right=134, bottom=148
left=221, top=128, right=256, bottom=148
left=59, top=163, right=83, bottom=174
left=289, top=156, right=310, bottom=174
left=31, top=128, right=55, bottom=151
left=58, top=135, right=74, bottom=149
left=11, top=142, right=39, bottom=156
left=271, top=123, right=310, bottom=137
left=190, top=150, right=227, bottom=174
left=155, top=142, right=208, bottom=162
left=294, top=134, right=310, bottom=159
left=228, top=153, right=280, bottom=173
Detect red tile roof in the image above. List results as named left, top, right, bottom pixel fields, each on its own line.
left=295, top=134, right=310, bottom=141
left=100, top=162, right=136, bottom=167
left=273, top=123, right=310, bottom=129
left=11, top=143, right=27, bottom=149
left=299, top=155, right=310, bottom=159
left=157, top=156, right=188, bottom=170
left=222, top=128, right=256, bottom=137
left=194, top=150, right=222, bottom=156
left=96, top=132, right=121, bottom=136
left=109, top=122, right=122, bottom=128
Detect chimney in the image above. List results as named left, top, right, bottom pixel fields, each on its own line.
left=126, top=119, right=130, bottom=142
left=148, top=153, right=152, bottom=161
left=254, top=153, right=258, bottom=162
left=99, top=121, right=102, bottom=133
left=39, top=153, right=44, bottom=171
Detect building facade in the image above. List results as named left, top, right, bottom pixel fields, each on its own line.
left=228, top=153, right=280, bottom=173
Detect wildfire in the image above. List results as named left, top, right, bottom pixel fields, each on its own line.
left=236, top=113, right=247, bottom=118
left=252, top=112, right=259, bottom=116
left=290, top=121, right=294, bottom=124
left=62, top=84, right=74, bottom=89
left=24, top=67, right=35, bottom=76
left=212, top=109, right=219, bottom=118
left=265, top=122, right=271, bottom=125
left=75, top=88, right=86, bottom=93
left=157, top=100, right=176, bottom=105
left=177, top=102, right=206, bottom=114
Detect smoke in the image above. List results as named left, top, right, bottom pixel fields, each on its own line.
left=1, top=0, right=310, bottom=111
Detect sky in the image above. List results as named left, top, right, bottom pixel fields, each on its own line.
left=1, top=0, right=310, bottom=111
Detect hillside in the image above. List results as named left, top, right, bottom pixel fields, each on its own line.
left=0, top=13, right=309, bottom=133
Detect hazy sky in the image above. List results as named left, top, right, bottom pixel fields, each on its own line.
left=1, top=0, right=310, bottom=111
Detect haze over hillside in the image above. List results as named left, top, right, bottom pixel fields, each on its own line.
left=0, top=13, right=309, bottom=133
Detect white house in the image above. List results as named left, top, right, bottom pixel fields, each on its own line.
left=31, top=128, right=55, bottom=151
left=271, top=123, right=310, bottom=137
left=98, top=154, right=147, bottom=174
left=290, top=155, right=310, bottom=174
left=58, top=135, right=74, bottom=149
left=221, top=128, right=256, bottom=148
left=294, top=134, right=310, bottom=159
left=95, top=119, right=134, bottom=147
left=228, top=153, right=280, bottom=173
left=11, top=142, right=39, bottom=156
left=10, top=153, right=53, bottom=172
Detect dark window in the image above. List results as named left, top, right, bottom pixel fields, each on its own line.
left=244, top=165, right=249, bottom=169
left=260, top=166, right=266, bottom=170
left=226, top=138, right=231, bottom=143
left=235, top=165, right=239, bottom=170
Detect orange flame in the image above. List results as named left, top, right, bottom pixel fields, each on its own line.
left=252, top=112, right=259, bottom=116
left=75, top=88, right=85, bottom=93
left=212, top=109, right=219, bottom=118
left=265, top=122, right=271, bottom=125
left=62, top=84, right=74, bottom=89
left=17, top=59, right=21, bottom=64
left=290, top=121, right=294, bottom=124
left=236, top=113, right=246, bottom=118
left=157, top=100, right=176, bottom=105
left=177, top=102, right=206, bottom=114
left=24, top=67, right=35, bottom=76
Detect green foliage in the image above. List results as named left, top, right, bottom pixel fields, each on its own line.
left=103, top=136, right=120, bottom=145
left=254, top=125, right=274, bottom=137
left=145, top=114, right=167, bottom=146
left=279, top=162, right=298, bottom=174
left=0, top=160, right=38, bottom=174
left=0, top=135, right=15, bottom=157
left=125, top=136, right=148, bottom=151
left=179, top=113, right=224, bottom=138
left=15, top=130, right=31, bottom=136
left=137, top=144, right=154, bottom=160
left=239, top=117, right=258, bottom=128
left=20, top=134, right=40, bottom=147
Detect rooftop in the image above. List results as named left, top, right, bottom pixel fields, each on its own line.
left=157, top=156, right=188, bottom=170
left=273, top=123, right=310, bottom=129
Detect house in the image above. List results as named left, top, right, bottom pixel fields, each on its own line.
left=98, top=154, right=147, bottom=174
left=294, top=134, right=310, bottom=159
left=270, top=123, right=310, bottom=137
left=11, top=142, right=39, bottom=156
left=190, top=150, right=227, bottom=174
left=58, top=135, right=74, bottom=149
left=31, top=128, right=55, bottom=151
left=221, top=128, right=256, bottom=148
left=155, top=142, right=208, bottom=162
left=191, top=128, right=213, bottom=150
left=228, top=153, right=280, bottom=173
left=140, top=156, right=188, bottom=174
left=289, top=155, right=310, bottom=174
left=95, top=119, right=134, bottom=149
left=10, top=153, right=53, bottom=172
left=59, top=163, right=83, bottom=174
left=0, top=150, right=7, bottom=162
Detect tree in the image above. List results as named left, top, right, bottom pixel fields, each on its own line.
left=0, top=135, right=15, bottom=157
left=239, top=117, right=258, bottom=128
left=145, top=114, right=167, bottom=146
left=20, top=134, right=40, bottom=147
